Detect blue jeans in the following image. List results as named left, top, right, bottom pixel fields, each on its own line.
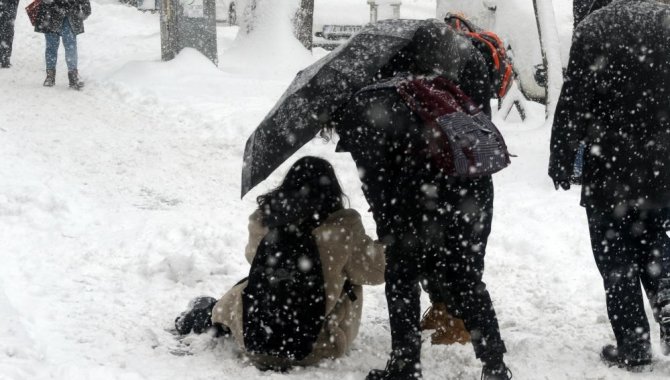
left=45, top=18, right=77, bottom=71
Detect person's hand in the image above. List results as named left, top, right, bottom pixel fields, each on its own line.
left=553, top=178, right=571, bottom=191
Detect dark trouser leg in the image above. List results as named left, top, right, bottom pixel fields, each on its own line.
left=586, top=207, right=651, bottom=354
left=384, top=230, right=422, bottom=361
left=423, top=177, right=506, bottom=363
left=633, top=209, right=670, bottom=321
left=0, top=0, right=19, bottom=65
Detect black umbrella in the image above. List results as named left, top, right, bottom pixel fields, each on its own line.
left=241, top=19, right=466, bottom=197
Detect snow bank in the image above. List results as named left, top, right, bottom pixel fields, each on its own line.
left=223, top=0, right=313, bottom=76
left=2, top=1, right=670, bottom=380
left=0, top=287, right=42, bottom=380
left=109, top=48, right=222, bottom=101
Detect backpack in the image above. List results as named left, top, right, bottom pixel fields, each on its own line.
left=242, top=221, right=326, bottom=361
left=396, top=76, right=511, bottom=177
left=445, top=13, right=514, bottom=99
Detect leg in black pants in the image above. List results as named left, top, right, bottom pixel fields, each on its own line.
left=384, top=228, right=423, bottom=362
left=339, top=90, right=508, bottom=378
left=422, top=177, right=506, bottom=363
left=0, top=0, right=20, bottom=67
left=586, top=206, right=670, bottom=358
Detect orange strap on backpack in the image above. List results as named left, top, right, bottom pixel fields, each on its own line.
left=445, top=13, right=514, bottom=99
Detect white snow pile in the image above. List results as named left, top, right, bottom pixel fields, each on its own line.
left=1, top=1, right=669, bottom=380
left=222, top=0, right=313, bottom=76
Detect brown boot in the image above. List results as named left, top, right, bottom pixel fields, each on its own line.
left=430, top=313, right=471, bottom=345
left=420, top=302, right=449, bottom=331
left=43, top=69, right=56, bottom=87
left=68, top=70, right=84, bottom=90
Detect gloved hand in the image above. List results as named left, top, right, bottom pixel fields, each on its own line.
left=553, top=178, right=571, bottom=191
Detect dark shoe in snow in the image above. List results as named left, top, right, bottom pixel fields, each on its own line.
left=43, top=69, right=55, bottom=87
left=481, top=362, right=512, bottom=380
left=68, top=70, right=84, bottom=90
left=174, top=296, right=218, bottom=335
left=660, top=304, right=670, bottom=356
left=366, top=355, right=422, bottom=380
left=1, top=61, right=10, bottom=68
left=600, top=344, right=652, bottom=370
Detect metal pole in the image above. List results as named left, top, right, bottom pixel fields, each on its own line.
left=367, top=0, right=378, bottom=24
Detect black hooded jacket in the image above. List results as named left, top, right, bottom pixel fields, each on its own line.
left=35, top=0, right=91, bottom=35
left=334, top=25, right=495, bottom=236
left=549, top=0, right=670, bottom=210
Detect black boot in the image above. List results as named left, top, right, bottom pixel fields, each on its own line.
left=43, top=69, right=56, bottom=87
left=660, top=304, right=670, bottom=356
left=600, top=344, right=652, bottom=370
left=658, top=279, right=670, bottom=356
left=0, top=59, right=10, bottom=68
left=68, top=69, right=84, bottom=90
left=481, top=361, right=512, bottom=380
left=174, top=296, right=219, bottom=335
left=366, top=354, right=422, bottom=380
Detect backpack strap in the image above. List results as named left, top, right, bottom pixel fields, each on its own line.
left=444, top=12, right=515, bottom=98
left=342, top=279, right=358, bottom=302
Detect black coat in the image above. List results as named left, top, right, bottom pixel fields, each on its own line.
left=334, top=35, right=495, bottom=237
left=573, top=0, right=615, bottom=26
left=35, top=0, right=91, bottom=35
left=549, top=0, right=670, bottom=210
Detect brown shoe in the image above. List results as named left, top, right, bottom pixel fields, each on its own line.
left=430, top=314, right=470, bottom=345
left=420, top=302, right=449, bottom=331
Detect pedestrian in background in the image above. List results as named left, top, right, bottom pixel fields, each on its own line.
left=35, top=0, right=91, bottom=89
left=550, top=0, right=670, bottom=369
left=0, top=0, right=19, bottom=68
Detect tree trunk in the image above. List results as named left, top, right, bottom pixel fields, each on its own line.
left=294, top=0, right=314, bottom=51
left=159, top=0, right=178, bottom=61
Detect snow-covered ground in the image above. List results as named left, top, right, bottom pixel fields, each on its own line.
left=1, top=1, right=669, bottom=379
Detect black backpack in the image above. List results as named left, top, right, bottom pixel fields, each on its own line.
left=242, top=222, right=326, bottom=361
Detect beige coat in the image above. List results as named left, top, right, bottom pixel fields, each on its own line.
left=212, top=208, right=385, bottom=366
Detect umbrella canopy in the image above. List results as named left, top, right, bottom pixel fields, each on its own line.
left=241, top=19, right=468, bottom=197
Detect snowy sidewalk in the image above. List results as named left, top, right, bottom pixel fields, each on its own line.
left=1, top=1, right=669, bottom=379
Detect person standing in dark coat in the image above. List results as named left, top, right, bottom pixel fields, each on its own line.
left=333, top=22, right=511, bottom=380
left=35, top=0, right=91, bottom=89
left=549, top=0, right=670, bottom=369
left=0, top=0, right=19, bottom=68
